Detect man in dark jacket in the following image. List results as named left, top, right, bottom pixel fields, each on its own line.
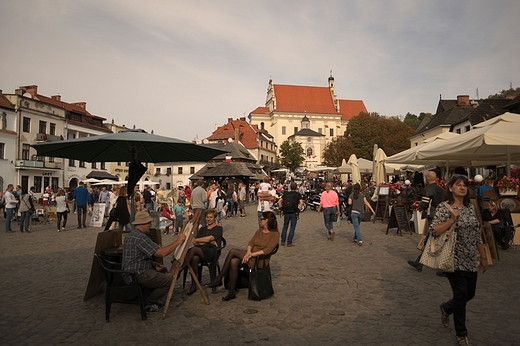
left=407, top=171, right=445, bottom=272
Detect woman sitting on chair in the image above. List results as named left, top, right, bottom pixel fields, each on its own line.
left=207, top=211, right=279, bottom=301
left=185, top=209, right=223, bottom=296
left=481, top=201, right=511, bottom=250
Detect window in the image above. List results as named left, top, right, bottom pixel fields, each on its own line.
left=39, top=121, right=47, bottom=134
left=281, top=126, right=286, bottom=135
left=34, top=176, right=42, bottom=193
left=91, top=162, right=97, bottom=169
left=166, top=182, right=171, bottom=189
left=0, top=143, right=4, bottom=159
left=50, top=123, right=56, bottom=135
left=79, top=161, right=85, bottom=168
left=318, top=128, right=322, bottom=134
left=330, top=129, right=334, bottom=136
left=117, top=162, right=121, bottom=166
left=456, top=128, right=461, bottom=134
left=22, top=144, right=30, bottom=160
left=23, top=117, right=30, bottom=132
left=155, top=168, right=161, bottom=175
left=190, top=167, right=195, bottom=174
left=51, top=177, right=59, bottom=191
left=307, top=147, right=313, bottom=157
left=100, top=162, right=106, bottom=170
left=294, top=127, right=298, bottom=134
left=166, top=167, right=172, bottom=175
left=465, top=125, right=471, bottom=132
left=69, top=159, right=75, bottom=167
left=178, top=167, right=183, bottom=174
left=49, top=157, right=54, bottom=162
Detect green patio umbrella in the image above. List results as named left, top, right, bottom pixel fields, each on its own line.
left=32, top=129, right=227, bottom=193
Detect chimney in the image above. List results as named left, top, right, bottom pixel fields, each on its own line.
left=457, top=95, right=470, bottom=106
left=21, top=85, right=38, bottom=97
left=73, top=102, right=86, bottom=110
left=234, top=128, right=240, bottom=143
left=51, top=95, right=61, bottom=102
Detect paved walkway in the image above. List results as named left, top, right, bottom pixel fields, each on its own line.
left=1, top=205, right=518, bottom=345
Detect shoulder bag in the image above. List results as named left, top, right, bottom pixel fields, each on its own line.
left=248, top=257, right=274, bottom=301
left=419, top=202, right=457, bottom=272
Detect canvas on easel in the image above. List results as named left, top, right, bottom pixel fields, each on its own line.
left=162, top=209, right=209, bottom=318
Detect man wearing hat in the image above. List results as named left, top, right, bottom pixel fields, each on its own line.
left=122, top=210, right=186, bottom=312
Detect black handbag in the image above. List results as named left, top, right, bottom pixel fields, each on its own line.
left=248, top=258, right=274, bottom=301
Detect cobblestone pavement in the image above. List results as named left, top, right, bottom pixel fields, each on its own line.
left=1, top=205, right=519, bottom=346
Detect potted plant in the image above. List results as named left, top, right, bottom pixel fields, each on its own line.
left=496, top=176, right=519, bottom=195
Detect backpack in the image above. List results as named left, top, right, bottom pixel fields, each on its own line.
left=282, top=191, right=300, bottom=213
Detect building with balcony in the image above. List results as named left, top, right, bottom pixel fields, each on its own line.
left=0, top=90, right=17, bottom=191
left=5, top=85, right=112, bottom=194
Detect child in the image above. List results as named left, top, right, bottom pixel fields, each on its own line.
left=257, top=176, right=274, bottom=211
left=173, top=199, right=185, bottom=234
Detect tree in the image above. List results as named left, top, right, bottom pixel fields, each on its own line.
left=488, top=87, right=520, bottom=99
left=278, top=140, right=305, bottom=171
left=322, top=136, right=355, bottom=167
left=404, top=112, right=420, bottom=129
left=322, top=112, right=414, bottom=163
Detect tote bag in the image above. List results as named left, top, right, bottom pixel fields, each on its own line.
left=248, top=258, right=274, bottom=301
left=419, top=203, right=457, bottom=272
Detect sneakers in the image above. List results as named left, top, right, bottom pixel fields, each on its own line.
left=145, top=304, right=162, bottom=313
left=57, top=229, right=61, bottom=232
left=330, top=231, right=335, bottom=241
left=61, top=227, right=66, bottom=232
left=455, top=336, right=471, bottom=346
left=357, top=240, right=362, bottom=246
left=281, top=242, right=286, bottom=246
left=407, top=260, right=422, bottom=272
left=440, top=304, right=449, bottom=327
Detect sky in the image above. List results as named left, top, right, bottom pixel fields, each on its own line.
left=1, top=0, right=519, bottom=142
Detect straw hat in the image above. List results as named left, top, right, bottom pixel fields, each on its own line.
left=131, top=211, right=153, bottom=225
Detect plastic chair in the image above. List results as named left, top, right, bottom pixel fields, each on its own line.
left=183, top=237, right=227, bottom=290
left=94, top=254, right=147, bottom=322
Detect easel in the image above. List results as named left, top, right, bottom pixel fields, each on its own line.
left=385, top=204, right=413, bottom=236
left=162, top=210, right=209, bottom=319
left=373, top=185, right=390, bottom=223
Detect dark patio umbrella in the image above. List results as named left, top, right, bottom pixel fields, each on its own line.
left=32, top=129, right=227, bottom=193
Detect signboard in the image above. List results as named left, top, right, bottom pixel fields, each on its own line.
left=386, top=204, right=413, bottom=236
left=90, top=203, right=106, bottom=228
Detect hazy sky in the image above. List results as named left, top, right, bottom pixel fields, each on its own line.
left=1, top=1, right=519, bottom=141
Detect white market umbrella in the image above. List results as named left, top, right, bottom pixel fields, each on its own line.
left=347, top=154, right=361, bottom=185
left=386, top=132, right=460, bottom=166
left=418, top=112, right=520, bottom=175
left=371, top=148, right=388, bottom=201
left=82, top=178, right=102, bottom=183
left=91, top=179, right=124, bottom=186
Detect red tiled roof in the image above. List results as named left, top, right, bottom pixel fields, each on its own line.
left=0, top=94, right=15, bottom=110
left=206, top=118, right=268, bottom=149
left=250, top=106, right=270, bottom=115
left=338, top=99, right=367, bottom=120
left=273, top=85, right=338, bottom=114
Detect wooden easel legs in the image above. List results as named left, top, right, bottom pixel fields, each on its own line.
left=162, top=261, right=209, bottom=319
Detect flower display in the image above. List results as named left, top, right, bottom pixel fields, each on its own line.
left=496, top=176, right=520, bottom=191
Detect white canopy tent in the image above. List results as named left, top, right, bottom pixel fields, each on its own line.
left=418, top=112, right=520, bottom=176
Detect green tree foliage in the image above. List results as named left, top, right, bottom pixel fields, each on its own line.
left=278, top=140, right=305, bottom=171
left=322, top=112, right=414, bottom=165
left=322, top=136, right=355, bottom=167
left=404, top=112, right=420, bottom=129
left=488, top=87, right=520, bottom=99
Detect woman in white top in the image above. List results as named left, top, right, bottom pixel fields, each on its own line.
left=56, top=189, right=71, bottom=232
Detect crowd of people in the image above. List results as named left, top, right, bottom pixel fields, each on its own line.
left=2, top=170, right=514, bottom=345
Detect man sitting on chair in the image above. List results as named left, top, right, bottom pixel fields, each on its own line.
left=122, top=211, right=186, bottom=312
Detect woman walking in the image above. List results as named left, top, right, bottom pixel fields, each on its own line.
left=56, top=189, right=70, bottom=232
left=430, top=175, right=488, bottom=346
left=318, top=182, right=340, bottom=241
left=348, top=183, right=375, bottom=246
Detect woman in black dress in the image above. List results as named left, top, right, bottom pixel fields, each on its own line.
left=481, top=201, right=512, bottom=250
left=185, top=209, right=223, bottom=295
